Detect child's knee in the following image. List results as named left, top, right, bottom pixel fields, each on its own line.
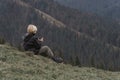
left=43, top=46, right=50, bottom=50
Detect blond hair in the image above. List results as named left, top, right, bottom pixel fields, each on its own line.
left=27, top=24, right=37, bottom=34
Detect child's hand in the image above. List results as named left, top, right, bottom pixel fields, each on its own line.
left=38, top=37, right=44, bottom=42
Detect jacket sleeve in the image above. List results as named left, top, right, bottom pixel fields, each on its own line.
left=32, top=37, right=41, bottom=49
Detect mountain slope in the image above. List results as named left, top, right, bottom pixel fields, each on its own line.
left=0, top=0, right=66, bottom=44
left=23, top=0, right=120, bottom=47
left=1, top=0, right=120, bottom=71
left=56, top=0, right=120, bottom=20
left=55, top=0, right=120, bottom=12
left=0, top=44, right=120, bottom=80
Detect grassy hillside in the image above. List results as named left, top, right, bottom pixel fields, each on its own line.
left=0, top=44, right=120, bottom=80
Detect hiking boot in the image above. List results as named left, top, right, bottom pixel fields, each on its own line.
left=52, top=57, right=63, bottom=63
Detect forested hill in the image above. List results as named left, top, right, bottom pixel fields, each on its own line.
left=55, top=0, right=120, bottom=13
left=55, top=0, right=120, bottom=21
left=0, top=0, right=120, bottom=71
left=22, top=0, right=120, bottom=47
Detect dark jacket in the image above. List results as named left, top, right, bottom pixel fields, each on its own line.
left=23, top=33, right=41, bottom=54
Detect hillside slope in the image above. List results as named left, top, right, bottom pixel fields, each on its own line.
left=0, top=44, right=120, bottom=80
left=56, top=0, right=120, bottom=21
left=56, top=0, right=120, bottom=12
left=1, top=0, right=120, bottom=71
left=23, top=0, right=120, bottom=47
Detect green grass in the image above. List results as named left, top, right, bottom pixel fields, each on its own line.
left=0, top=44, right=120, bottom=80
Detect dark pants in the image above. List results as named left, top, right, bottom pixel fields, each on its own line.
left=39, top=46, right=54, bottom=58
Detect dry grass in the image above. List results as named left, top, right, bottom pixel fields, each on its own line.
left=0, top=44, right=120, bottom=80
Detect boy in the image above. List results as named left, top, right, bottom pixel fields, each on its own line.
left=23, top=24, right=63, bottom=63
